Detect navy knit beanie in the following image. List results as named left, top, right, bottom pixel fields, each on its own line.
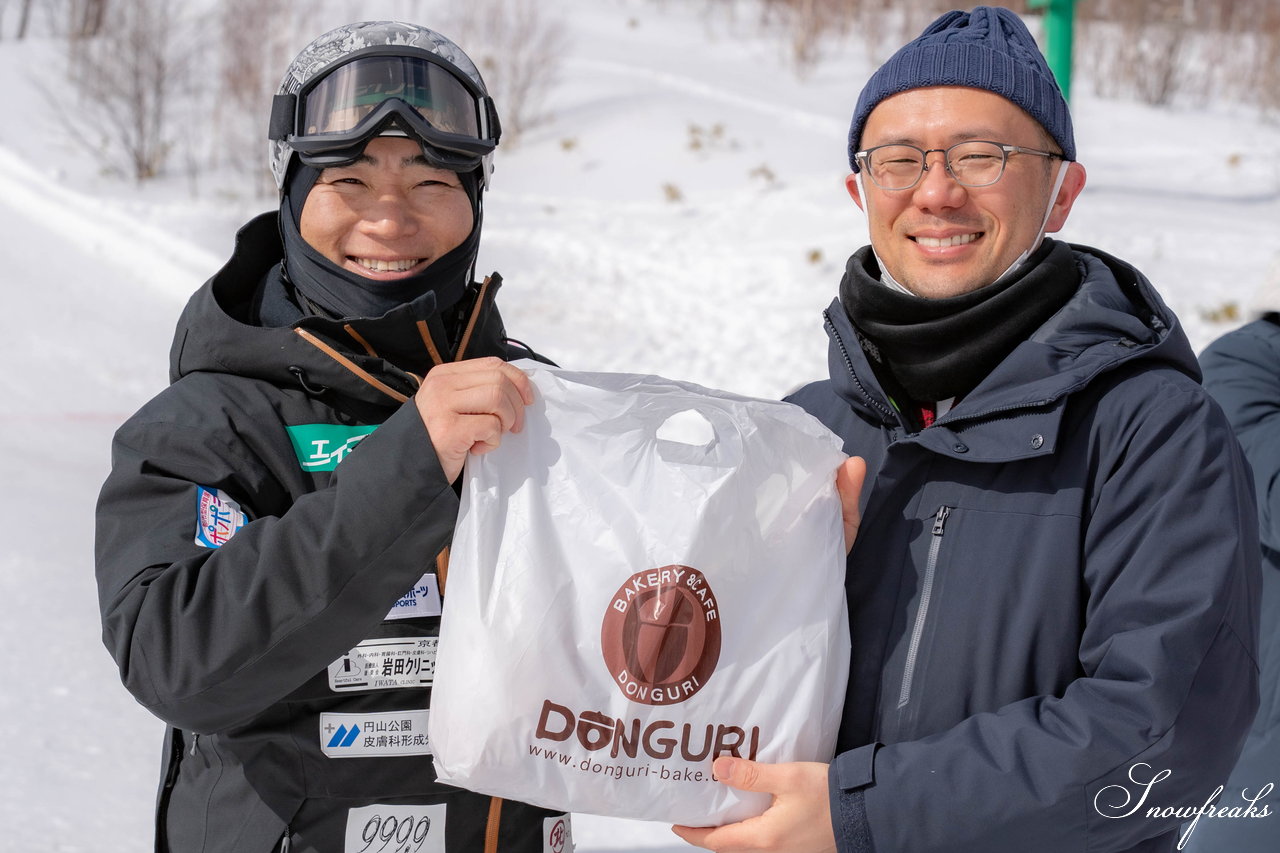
left=848, top=6, right=1074, bottom=171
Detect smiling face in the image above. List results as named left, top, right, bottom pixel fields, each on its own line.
left=847, top=87, right=1086, bottom=299
left=299, top=136, right=473, bottom=281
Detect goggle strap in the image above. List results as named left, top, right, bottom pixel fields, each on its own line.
left=482, top=96, right=502, bottom=144
left=269, top=94, right=297, bottom=142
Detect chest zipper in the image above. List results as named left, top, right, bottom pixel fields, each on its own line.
left=897, top=505, right=951, bottom=709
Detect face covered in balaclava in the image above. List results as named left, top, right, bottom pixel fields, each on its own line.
left=279, top=155, right=482, bottom=321
left=265, top=21, right=501, bottom=323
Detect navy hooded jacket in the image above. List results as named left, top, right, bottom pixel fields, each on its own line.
left=788, top=241, right=1261, bottom=853
left=1181, top=317, right=1280, bottom=851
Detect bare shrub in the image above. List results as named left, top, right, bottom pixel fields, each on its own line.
left=18, top=0, right=35, bottom=39
left=1220, top=0, right=1280, bottom=116
left=1078, top=0, right=1280, bottom=111
left=863, top=0, right=986, bottom=63
left=445, top=0, right=570, bottom=144
left=3, top=0, right=88, bottom=39
left=764, top=0, right=858, bottom=73
left=67, top=0, right=104, bottom=37
left=61, top=0, right=199, bottom=181
left=210, top=0, right=322, bottom=193
left=1256, top=3, right=1280, bottom=115
left=14, top=0, right=35, bottom=39
left=748, top=0, right=1015, bottom=73
left=1076, top=0, right=1191, bottom=106
left=708, top=0, right=1276, bottom=114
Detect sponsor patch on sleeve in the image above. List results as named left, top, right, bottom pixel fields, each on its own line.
left=328, top=637, right=437, bottom=692
left=320, top=710, right=432, bottom=758
left=286, top=423, right=379, bottom=471
left=385, top=573, right=442, bottom=621
left=344, top=803, right=446, bottom=853
left=194, top=486, right=248, bottom=548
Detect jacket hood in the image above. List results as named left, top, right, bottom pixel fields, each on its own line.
left=169, top=212, right=509, bottom=408
left=824, top=241, right=1201, bottom=451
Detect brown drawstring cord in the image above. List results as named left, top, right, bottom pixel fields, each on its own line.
left=415, top=320, right=447, bottom=367
left=415, top=274, right=496, bottom=367
left=298, top=275, right=496, bottom=387
left=484, top=797, right=503, bottom=853
left=435, top=546, right=450, bottom=597
left=343, top=323, right=378, bottom=357
left=292, top=328, right=410, bottom=403
left=425, top=279, right=491, bottom=603
left=294, top=280, right=496, bottom=603
left=455, top=275, right=494, bottom=361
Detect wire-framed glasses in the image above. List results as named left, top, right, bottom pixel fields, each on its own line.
left=854, top=140, right=1064, bottom=190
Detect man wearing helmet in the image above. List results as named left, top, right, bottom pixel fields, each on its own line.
left=95, top=22, right=567, bottom=853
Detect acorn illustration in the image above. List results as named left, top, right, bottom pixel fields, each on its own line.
left=627, top=586, right=705, bottom=685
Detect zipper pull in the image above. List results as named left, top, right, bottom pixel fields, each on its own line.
left=280, top=826, right=291, bottom=852
left=189, top=733, right=199, bottom=756
left=932, top=506, right=951, bottom=536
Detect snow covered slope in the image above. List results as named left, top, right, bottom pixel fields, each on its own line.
left=1, top=0, right=1276, bottom=850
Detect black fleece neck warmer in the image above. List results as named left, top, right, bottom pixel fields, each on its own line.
left=841, top=239, right=1079, bottom=402
left=279, top=164, right=480, bottom=322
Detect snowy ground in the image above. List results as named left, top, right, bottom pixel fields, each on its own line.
left=1, top=1, right=1277, bottom=850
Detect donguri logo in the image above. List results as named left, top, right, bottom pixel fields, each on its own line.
left=601, top=565, right=722, bottom=705
left=286, top=424, right=379, bottom=471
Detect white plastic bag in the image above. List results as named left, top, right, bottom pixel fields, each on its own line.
left=429, top=365, right=850, bottom=825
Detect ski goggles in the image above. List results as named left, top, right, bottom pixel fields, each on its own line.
left=270, top=51, right=501, bottom=172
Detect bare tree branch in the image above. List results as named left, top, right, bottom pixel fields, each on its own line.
left=62, top=0, right=194, bottom=181
left=447, top=0, right=570, bottom=145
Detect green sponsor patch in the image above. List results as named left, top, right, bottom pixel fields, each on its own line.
left=286, top=424, right=379, bottom=471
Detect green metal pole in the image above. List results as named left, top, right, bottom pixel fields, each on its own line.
left=1028, top=0, right=1076, bottom=102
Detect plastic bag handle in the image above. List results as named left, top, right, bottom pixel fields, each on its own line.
left=648, top=402, right=744, bottom=469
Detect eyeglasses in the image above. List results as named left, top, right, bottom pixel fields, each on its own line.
left=854, top=140, right=1064, bottom=190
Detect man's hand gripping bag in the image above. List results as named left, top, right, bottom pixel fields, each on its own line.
left=429, top=365, right=850, bottom=825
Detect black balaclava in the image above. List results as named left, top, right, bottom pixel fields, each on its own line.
left=278, top=160, right=481, bottom=322
left=841, top=239, right=1080, bottom=404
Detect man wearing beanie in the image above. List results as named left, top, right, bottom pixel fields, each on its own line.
left=95, top=22, right=568, bottom=853
left=676, top=7, right=1260, bottom=853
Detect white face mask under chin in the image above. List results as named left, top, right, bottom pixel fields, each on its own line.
left=862, top=160, right=1070, bottom=298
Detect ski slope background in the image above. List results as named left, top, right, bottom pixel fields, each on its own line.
left=2, top=0, right=1278, bottom=850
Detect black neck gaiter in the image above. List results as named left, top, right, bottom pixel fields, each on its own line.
left=279, top=165, right=480, bottom=322
left=841, top=240, right=1079, bottom=402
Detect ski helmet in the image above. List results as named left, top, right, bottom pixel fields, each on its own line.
left=268, top=21, right=501, bottom=192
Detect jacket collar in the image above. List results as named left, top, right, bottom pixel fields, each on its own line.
left=170, top=212, right=510, bottom=408
left=823, top=242, right=1199, bottom=462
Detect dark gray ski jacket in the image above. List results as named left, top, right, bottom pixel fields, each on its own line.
left=95, top=213, right=566, bottom=853
left=1181, top=316, right=1280, bottom=851
left=787, top=242, right=1261, bottom=853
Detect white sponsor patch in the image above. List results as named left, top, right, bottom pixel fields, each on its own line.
left=320, top=710, right=431, bottom=758
left=385, top=573, right=442, bottom=621
left=344, top=803, right=446, bottom=853
left=545, top=815, right=573, bottom=853
left=194, top=486, right=247, bottom=548
left=328, top=638, right=437, bottom=692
